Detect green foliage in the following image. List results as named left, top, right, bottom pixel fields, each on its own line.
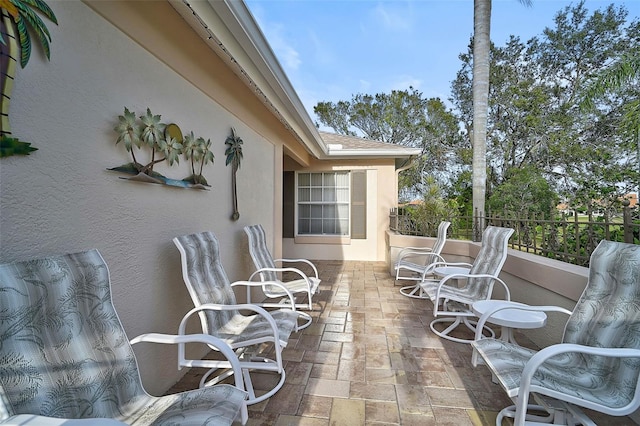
left=0, top=135, right=37, bottom=157
left=451, top=1, right=638, bottom=208
left=487, top=167, right=558, bottom=219
left=407, top=176, right=458, bottom=237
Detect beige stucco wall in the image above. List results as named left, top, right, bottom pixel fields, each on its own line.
left=283, top=159, right=398, bottom=261
left=0, top=2, right=285, bottom=395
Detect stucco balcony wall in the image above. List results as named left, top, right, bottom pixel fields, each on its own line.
left=387, top=230, right=588, bottom=349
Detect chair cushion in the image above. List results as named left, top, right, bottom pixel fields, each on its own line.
left=472, top=338, right=633, bottom=409
left=0, top=250, right=246, bottom=425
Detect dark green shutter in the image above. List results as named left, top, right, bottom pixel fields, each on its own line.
left=351, top=171, right=366, bottom=239
left=283, top=171, right=295, bottom=238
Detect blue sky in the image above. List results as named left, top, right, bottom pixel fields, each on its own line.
left=245, top=0, right=640, bottom=124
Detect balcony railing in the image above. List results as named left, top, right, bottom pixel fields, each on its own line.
left=389, top=206, right=640, bottom=267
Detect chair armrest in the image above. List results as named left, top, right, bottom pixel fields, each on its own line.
left=474, top=305, right=572, bottom=342
left=248, top=267, right=314, bottom=292
left=273, top=258, right=319, bottom=279
left=396, top=247, right=434, bottom=262
left=231, top=279, right=297, bottom=307
left=434, top=273, right=510, bottom=299
left=178, top=303, right=284, bottom=346
left=130, top=332, right=247, bottom=393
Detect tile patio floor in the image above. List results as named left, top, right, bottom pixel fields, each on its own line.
left=167, top=260, right=636, bottom=425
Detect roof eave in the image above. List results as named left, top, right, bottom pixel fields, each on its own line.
left=170, top=0, right=328, bottom=158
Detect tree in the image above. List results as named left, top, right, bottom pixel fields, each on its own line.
left=470, top=0, right=531, bottom=233
left=487, top=167, right=557, bottom=218
left=453, top=1, right=637, bottom=214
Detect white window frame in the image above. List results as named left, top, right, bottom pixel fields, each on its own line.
left=295, top=171, right=351, bottom=237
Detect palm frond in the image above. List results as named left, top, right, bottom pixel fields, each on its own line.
left=20, top=0, right=58, bottom=25
left=14, top=15, right=31, bottom=68
left=14, top=1, right=55, bottom=67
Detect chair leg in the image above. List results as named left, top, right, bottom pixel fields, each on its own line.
left=496, top=402, right=595, bottom=426
left=200, top=355, right=287, bottom=405
left=399, top=284, right=429, bottom=299
left=430, top=317, right=495, bottom=344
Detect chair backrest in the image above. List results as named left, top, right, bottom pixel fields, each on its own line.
left=562, top=240, right=640, bottom=391
left=466, top=226, right=515, bottom=299
left=244, top=225, right=278, bottom=281
left=173, top=232, right=239, bottom=335
left=431, top=221, right=451, bottom=256
left=0, top=250, right=146, bottom=420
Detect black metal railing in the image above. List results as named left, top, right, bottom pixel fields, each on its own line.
left=389, top=206, right=640, bottom=267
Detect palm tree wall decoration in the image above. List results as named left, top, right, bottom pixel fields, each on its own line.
left=0, top=0, right=57, bottom=157
left=225, top=127, right=243, bottom=221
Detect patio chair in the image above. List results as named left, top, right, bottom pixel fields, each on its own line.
left=173, top=231, right=301, bottom=405
left=243, top=224, right=320, bottom=329
left=396, top=220, right=450, bottom=298
left=0, top=249, right=248, bottom=426
left=420, top=225, right=515, bottom=343
left=472, top=240, right=640, bottom=426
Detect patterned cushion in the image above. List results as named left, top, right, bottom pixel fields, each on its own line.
left=473, top=240, right=640, bottom=410
left=244, top=225, right=321, bottom=297
left=0, top=250, right=245, bottom=425
left=174, top=232, right=299, bottom=345
left=422, top=226, right=514, bottom=303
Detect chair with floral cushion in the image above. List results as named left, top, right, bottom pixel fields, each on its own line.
left=396, top=220, right=450, bottom=298
left=173, top=231, right=302, bottom=405
left=472, top=240, right=640, bottom=425
left=420, top=225, right=515, bottom=343
left=243, top=224, right=320, bottom=329
left=0, top=249, right=248, bottom=425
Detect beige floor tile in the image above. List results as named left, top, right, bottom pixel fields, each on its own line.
left=304, top=378, right=350, bottom=398
left=330, top=398, right=365, bottom=425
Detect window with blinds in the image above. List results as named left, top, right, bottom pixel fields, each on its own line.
left=297, top=172, right=350, bottom=236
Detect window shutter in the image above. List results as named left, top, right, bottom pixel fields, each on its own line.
left=351, top=170, right=366, bottom=239
left=283, top=171, right=295, bottom=238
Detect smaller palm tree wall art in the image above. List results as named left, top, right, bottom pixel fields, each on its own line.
left=225, top=127, right=243, bottom=221
left=0, top=0, right=57, bottom=158
left=110, top=107, right=214, bottom=190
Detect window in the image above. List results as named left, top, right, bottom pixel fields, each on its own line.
left=284, top=171, right=366, bottom=239
left=297, top=172, right=350, bottom=236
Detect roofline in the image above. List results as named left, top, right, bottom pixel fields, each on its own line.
left=170, top=0, right=326, bottom=158
left=170, top=0, right=418, bottom=162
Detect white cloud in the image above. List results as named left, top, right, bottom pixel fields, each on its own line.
left=251, top=10, right=301, bottom=71
left=371, top=3, right=413, bottom=32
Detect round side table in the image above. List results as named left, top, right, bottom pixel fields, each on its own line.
left=472, top=300, right=547, bottom=345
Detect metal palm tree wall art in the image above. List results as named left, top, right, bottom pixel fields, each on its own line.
left=0, top=0, right=57, bottom=157
left=110, top=107, right=214, bottom=190
left=225, top=127, right=243, bottom=220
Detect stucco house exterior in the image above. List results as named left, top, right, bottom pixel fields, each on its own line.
left=0, top=0, right=418, bottom=394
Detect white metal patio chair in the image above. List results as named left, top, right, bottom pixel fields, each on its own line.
left=243, top=224, right=320, bottom=329
left=420, top=225, right=515, bottom=343
left=396, top=220, right=450, bottom=298
left=472, top=240, right=640, bottom=426
left=0, top=249, right=248, bottom=425
left=173, top=231, right=302, bottom=405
